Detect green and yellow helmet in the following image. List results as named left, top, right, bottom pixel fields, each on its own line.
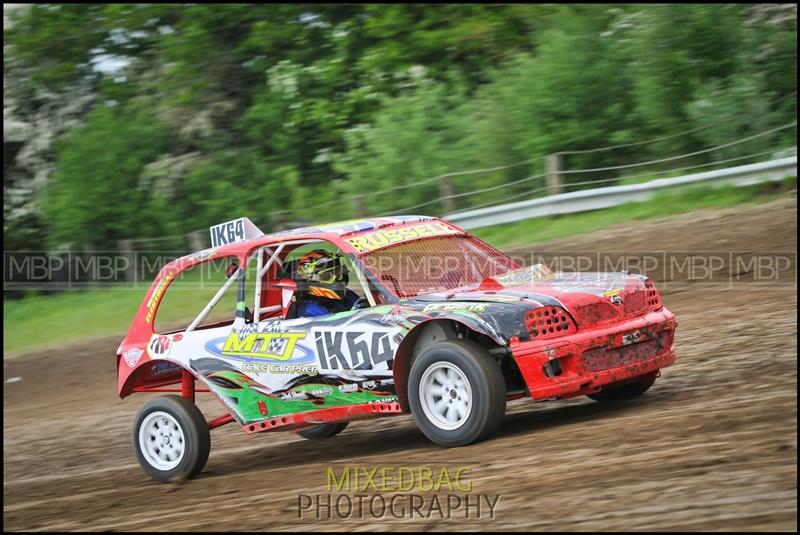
left=294, top=249, right=349, bottom=300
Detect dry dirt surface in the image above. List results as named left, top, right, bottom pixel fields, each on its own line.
left=4, top=197, right=797, bottom=532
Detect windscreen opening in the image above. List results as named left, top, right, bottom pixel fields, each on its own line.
left=359, top=235, right=520, bottom=298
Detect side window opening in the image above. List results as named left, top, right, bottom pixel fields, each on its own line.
left=155, top=256, right=249, bottom=334
left=284, top=242, right=379, bottom=304
left=250, top=241, right=382, bottom=322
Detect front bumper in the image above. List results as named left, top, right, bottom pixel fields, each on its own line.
left=510, top=308, right=677, bottom=400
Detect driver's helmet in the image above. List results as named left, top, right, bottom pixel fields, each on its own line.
left=294, top=249, right=349, bottom=300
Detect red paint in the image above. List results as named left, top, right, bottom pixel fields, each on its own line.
left=181, top=371, right=195, bottom=402
left=240, top=401, right=403, bottom=435
left=132, top=387, right=211, bottom=393
left=512, top=308, right=677, bottom=400
left=207, top=413, right=236, bottom=430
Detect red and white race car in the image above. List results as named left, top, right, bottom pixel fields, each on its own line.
left=118, top=216, right=677, bottom=482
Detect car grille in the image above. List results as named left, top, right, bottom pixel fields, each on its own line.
left=623, top=291, right=648, bottom=316
left=582, top=331, right=670, bottom=372
left=574, top=301, right=619, bottom=327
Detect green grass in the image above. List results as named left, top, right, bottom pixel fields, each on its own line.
left=3, top=260, right=243, bottom=358
left=473, top=177, right=796, bottom=250
left=3, top=177, right=795, bottom=357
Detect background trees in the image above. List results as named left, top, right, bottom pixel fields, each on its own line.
left=3, top=4, right=796, bottom=250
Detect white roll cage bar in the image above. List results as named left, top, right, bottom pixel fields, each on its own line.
left=185, top=238, right=378, bottom=332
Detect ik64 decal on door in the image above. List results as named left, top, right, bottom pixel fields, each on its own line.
left=312, top=327, right=398, bottom=371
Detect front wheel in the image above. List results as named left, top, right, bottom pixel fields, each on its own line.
left=409, top=340, right=506, bottom=447
left=133, top=395, right=210, bottom=483
left=587, top=371, right=658, bottom=402
left=297, top=422, right=349, bottom=439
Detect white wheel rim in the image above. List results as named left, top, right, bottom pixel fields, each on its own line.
left=419, top=362, right=472, bottom=430
left=138, top=411, right=186, bottom=471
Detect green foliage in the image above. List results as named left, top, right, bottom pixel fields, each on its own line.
left=4, top=3, right=797, bottom=252
left=44, top=104, right=172, bottom=248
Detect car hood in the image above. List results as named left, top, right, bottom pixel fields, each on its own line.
left=418, top=264, right=648, bottom=304
left=407, top=264, right=654, bottom=337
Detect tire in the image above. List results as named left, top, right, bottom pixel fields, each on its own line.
left=408, top=339, right=506, bottom=447
left=587, top=371, right=658, bottom=402
left=297, top=422, right=349, bottom=440
left=133, top=395, right=210, bottom=483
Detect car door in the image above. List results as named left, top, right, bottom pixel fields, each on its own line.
left=220, top=241, right=401, bottom=417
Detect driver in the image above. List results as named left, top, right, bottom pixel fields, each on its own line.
left=291, top=249, right=360, bottom=317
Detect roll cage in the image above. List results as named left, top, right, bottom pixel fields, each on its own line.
left=183, top=238, right=392, bottom=333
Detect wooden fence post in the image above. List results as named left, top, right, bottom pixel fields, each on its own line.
left=187, top=230, right=206, bottom=253
left=438, top=175, right=457, bottom=213
left=351, top=195, right=366, bottom=218
left=272, top=210, right=289, bottom=232
left=119, top=239, right=136, bottom=284
left=546, top=153, right=563, bottom=196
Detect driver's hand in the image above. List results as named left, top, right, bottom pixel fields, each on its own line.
left=351, top=297, right=370, bottom=310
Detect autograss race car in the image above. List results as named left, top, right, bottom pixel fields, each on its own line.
left=118, top=215, right=677, bottom=482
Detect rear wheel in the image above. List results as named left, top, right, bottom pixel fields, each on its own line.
left=133, top=395, right=210, bottom=483
left=297, top=422, right=349, bottom=439
left=409, top=340, right=506, bottom=447
left=587, top=371, right=658, bottom=402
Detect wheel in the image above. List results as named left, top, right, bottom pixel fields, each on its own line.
left=408, top=339, right=506, bottom=447
left=132, top=395, right=210, bottom=483
left=297, top=422, right=349, bottom=440
left=587, top=371, right=658, bottom=402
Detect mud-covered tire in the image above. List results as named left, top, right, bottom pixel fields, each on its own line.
left=133, top=395, right=210, bottom=483
left=587, top=372, right=658, bottom=402
left=297, top=422, right=349, bottom=439
left=409, top=339, right=506, bottom=447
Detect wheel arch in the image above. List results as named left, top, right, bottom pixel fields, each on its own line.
left=119, top=358, right=194, bottom=398
left=392, top=318, right=506, bottom=411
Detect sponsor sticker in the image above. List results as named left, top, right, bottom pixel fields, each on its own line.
left=151, top=360, right=182, bottom=376
left=494, top=264, right=554, bottom=286
left=603, top=289, right=623, bottom=305
left=422, top=303, right=486, bottom=314
left=145, top=271, right=174, bottom=324
left=148, top=335, right=173, bottom=356
left=345, top=222, right=461, bottom=253
left=281, top=391, right=310, bottom=401
left=190, top=247, right=218, bottom=262
left=622, top=330, right=649, bottom=346
left=122, top=348, right=143, bottom=368
left=215, top=332, right=307, bottom=361
left=380, top=313, right=406, bottom=324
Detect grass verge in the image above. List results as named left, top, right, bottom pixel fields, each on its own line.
left=472, top=177, right=796, bottom=249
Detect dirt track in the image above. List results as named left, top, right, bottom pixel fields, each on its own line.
left=3, top=198, right=797, bottom=531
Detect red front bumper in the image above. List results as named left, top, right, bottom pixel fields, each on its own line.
left=511, top=308, right=677, bottom=400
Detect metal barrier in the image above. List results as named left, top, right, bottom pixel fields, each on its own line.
left=445, top=156, right=797, bottom=230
